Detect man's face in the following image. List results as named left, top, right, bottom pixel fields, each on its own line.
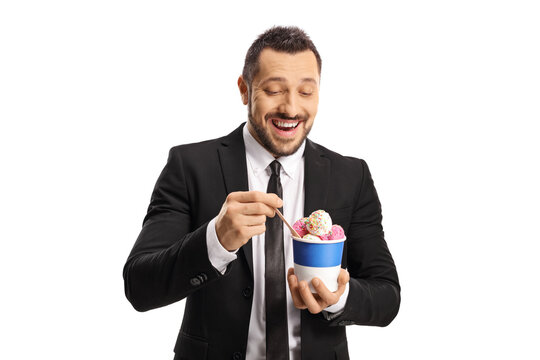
left=238, top=48, right=320, bottom=157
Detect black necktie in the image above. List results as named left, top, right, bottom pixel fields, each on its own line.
left=265, top=160, right=289, bottom=359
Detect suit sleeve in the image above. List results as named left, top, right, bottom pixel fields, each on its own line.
left=123, top=147, right=229, bottom=312
left=329, top=159, right=401, bottom=327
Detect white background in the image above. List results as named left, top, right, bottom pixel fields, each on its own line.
left=1, top=1, right=539, bottom=359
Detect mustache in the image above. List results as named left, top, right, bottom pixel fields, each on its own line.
left=265, top=112, right=308, bottom=122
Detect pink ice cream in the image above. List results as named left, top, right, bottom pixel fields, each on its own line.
left=318, top=233, right=332, bottom=240
left=328, top=225, right=345, bottom=240
left=292, top=217, right=309, bottom=237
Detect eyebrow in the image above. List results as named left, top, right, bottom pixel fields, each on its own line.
left=258, top=77, right=318, bottom=87
left=300, top=78, right=318, bottom=85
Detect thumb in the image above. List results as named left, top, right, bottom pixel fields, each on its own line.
left=338, top=269, right=350, bottom=285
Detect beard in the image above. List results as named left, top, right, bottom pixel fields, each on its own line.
left=247, top=102, right=312, bottom=158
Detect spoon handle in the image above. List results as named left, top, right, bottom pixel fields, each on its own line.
left=274, top=208, right=301, bottom=238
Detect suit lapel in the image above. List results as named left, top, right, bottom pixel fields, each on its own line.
left=217, top=124, right=253, bottom=277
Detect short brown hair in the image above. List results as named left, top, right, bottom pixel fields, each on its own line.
left=242, top=26, right=322, bottom=91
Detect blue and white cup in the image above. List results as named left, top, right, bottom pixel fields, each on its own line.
left=292, top=236, right=346, bottom=292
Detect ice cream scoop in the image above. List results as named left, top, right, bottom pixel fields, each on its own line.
left=302, top=234, right=321, bottom=242
left=293, top=218, right=309, bottom=237
left=306, top=210, right=333, bottom=236
left=329, top=225, right=345, bottom=240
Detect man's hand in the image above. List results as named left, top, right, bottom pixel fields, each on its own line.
left=287, top=267, right=350, bottom=314
left=215, top=191, right=283, bottom=251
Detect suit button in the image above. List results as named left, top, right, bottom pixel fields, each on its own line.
left=200, top=272, right=208, bottom=281
left=190, top=277, right=201, bottom=286
left=242, top=287, right=252, bottom=298
left=232, top=351, right=242, bottom=360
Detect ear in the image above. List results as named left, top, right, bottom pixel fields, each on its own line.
left=237, top=76, right=249, bottom=105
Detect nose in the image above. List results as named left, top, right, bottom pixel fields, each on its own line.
left=277, top=92, right=298, bottom=118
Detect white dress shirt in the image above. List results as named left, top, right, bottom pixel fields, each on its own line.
left=205, top=124, right=349, bottom=359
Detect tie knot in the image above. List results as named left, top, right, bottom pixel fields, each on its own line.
left=269, top=160, right=281, bottom=177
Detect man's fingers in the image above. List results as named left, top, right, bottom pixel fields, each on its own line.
left=298, top=281, right=323, bottom=314
left=311, top=278, right=337, bottom=306
left=287, top=267, right=295, bottom=277
left=329, top=269, right=350, bottom=298
left=241, top=214, right=267, bottom=226
left=241, top=202, right=276, bottom=217
left=243, top=224, right=266, bottom=238
left=229, top=191, right=283, bottom=209
left=337, top=269, right=350, bottom=285
left=287, top=268, right=307, bottom=309
left=217, top=191, right=281, bottom=250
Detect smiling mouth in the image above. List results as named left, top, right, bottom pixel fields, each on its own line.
left=271, top=119, right=300, bottom=131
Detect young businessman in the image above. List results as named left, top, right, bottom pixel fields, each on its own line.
left=124, top=26, right=400, bottom=360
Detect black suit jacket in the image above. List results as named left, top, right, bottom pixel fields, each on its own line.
left=123, top=123, right=400, bottom=360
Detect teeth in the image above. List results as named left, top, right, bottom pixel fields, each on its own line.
left=273, top=120, right=299, bottom=128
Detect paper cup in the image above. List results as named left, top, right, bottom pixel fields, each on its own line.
left=292, top=236, right=346, bottom=292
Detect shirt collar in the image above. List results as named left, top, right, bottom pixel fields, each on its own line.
left=242, top=123, right=305, bottom=180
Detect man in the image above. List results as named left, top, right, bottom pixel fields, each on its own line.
left=123, top=26, right=400, bottom=360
